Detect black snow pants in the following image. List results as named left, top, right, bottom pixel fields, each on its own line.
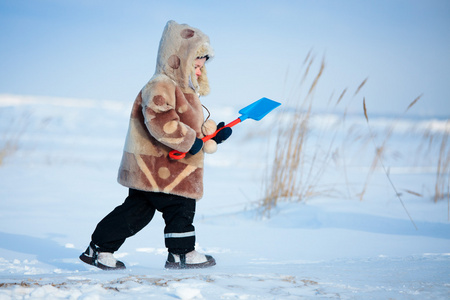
left=91, top=188, right=196, bottom=255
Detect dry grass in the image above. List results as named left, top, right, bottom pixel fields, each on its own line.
left=261, top=54, right=341, bottom=216
left=0, top=140, right=18, bottom=165
left=435, top=128, right=450, bottom=203
left=420, top=120, right=450, bottom=204
left=260, top=52, right=448, bottom=221
left=261, top=51, right=374, bottom=217
left=262, top=58, right=315, bottom=215
left=361, top=97, right=421, bottom=229
left=0, top=112, right=30, bottom=166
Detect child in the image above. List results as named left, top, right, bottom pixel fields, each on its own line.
left=79, top=20, right=231, bottom=270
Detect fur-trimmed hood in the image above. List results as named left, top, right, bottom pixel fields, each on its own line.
left=155, top=20, right=214, bottom=96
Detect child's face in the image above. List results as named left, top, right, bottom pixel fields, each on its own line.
left=194, top=58, right=207, bottom=79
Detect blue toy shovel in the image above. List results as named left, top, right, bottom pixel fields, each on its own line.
left=169, top=97, right=281, bottom=159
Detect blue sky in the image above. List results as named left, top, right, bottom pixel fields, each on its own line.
left=0, top=0, right=449, bottom=116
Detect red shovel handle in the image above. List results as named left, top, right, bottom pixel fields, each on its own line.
left=169, top=118, right=241, bottom=160
left=168, top=150, right=187, bottom=159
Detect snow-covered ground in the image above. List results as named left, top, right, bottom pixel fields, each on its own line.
left=0, top=94, right=449, bottom=299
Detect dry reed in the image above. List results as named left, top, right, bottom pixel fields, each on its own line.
left=260, top=52, right=446, bottom=221
left=261, top=54, right=344, bottom=216
left=434, top=123, right=450, bottom=203
left=362, top=97, right=419, bottom=230
left=261, top=56, right=323, bottom=215
left=0, top=141, right=18, bottom=165
left=418, top=119, right=450, bottom=219
left=0, top=112, right=29, bottom=166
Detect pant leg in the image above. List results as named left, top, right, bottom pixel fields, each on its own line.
left=91, top=189, right=156, bottom=252
left=151, top=193, right=196, bottom=255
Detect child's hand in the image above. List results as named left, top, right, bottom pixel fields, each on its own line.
left=188, top=138, right=204, bottom=155
left=212, top=122, right=232, bottom=144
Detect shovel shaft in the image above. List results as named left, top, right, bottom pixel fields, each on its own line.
left=168, top=97, right=280, bottom=160
left=169, top=118, right=242, bottom=160
left=203, top=118, right=241, bottom=141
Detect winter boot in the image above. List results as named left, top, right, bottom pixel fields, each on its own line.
left=165, top=250, right=216, bottom=269
left=79, top=243, right=126, bottom=270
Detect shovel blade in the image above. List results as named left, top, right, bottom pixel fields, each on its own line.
left=239, top=97, right=281, bottom=121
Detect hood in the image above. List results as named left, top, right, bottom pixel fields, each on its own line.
left=155, top=20, right=214, bottom=96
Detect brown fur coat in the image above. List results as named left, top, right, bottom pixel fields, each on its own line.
left=117, top=20, right=217, bottom=200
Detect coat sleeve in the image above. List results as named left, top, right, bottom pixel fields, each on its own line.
left=140, top=78, right=197, bottom=153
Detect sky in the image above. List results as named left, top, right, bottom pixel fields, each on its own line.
left=0, top=0, right=449, bottom=117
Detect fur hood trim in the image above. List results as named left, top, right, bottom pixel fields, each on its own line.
left=155, top=20, right=214, bottom=96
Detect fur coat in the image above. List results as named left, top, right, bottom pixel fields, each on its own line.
left=117, top=20, right=217, bottom=200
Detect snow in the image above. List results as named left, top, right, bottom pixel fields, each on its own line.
left=0, top=94, right=449, bottom=299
